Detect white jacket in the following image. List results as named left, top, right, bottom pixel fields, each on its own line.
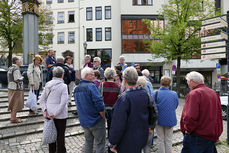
left=27, top=63, right=43, bottom=90
left=40, top=77, right=68, bottom=119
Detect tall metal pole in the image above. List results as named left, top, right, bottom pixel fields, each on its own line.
left=227, top=10, right=229, bottom=145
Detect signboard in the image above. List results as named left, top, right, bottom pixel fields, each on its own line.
left=172, top=65, right=176, bottom=71
left=201, top=53, right=226, bottom=60
left=202, top=19, right=227, bottom=30
left=201, top=32, right=228, bottom=42
left=202, top=15, right=226, bottom=25
left=201, top=41, right=226, bottom=49
left=201, top=47, right=226, bottom=54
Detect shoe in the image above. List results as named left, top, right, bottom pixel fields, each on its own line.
left=10, top=118, right=22, bottom=123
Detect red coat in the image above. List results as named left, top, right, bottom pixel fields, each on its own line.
left=180, top=84, right=223, bottom=141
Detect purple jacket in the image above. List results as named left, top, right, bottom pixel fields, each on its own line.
left=84, top=62, right=93, bottom=68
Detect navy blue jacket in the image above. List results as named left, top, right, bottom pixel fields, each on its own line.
left=109, top=86, right=149, bottom=153
left=74, top=80, right=105, bottom=128
left=45, top=56, right=56, bottom=71
left=152, top=86, right=178, bottom=127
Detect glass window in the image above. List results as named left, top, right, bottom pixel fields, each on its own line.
left=105, top=6, right=111, bottom=19
left=96, top=28, right=102, bottom=41
left=86, top=7, right=92, bottom=21
left=58, top=32, right=64, bottom=44
left=47, top=12, right=53, bottom=24
left=86, top=28, right=93, bottom=41
left=96, top=7, right=102, bottom=20
left=57, top=12, right=64, bottom=23
left=133, top=0, right=153, bottom=5
left=68, top=0, right=74, bottom=2
left=68, top=11, right=75, bottom=23
left=68, top=31, right=75, bottom=43
left=46, top=0, right=52, bottom=4
left=105, top=27, right=111, bottom=41
left=58, top=0, right=64, bottom=3
left=147, top=0, right=152, bottom=5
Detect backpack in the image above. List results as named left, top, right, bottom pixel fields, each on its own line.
left=147, top=94, right=158, bottom=129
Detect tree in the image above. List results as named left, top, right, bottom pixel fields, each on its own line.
left=143, top=0, right=219, bottom=96
left=0, top=0, right=53, bottom=67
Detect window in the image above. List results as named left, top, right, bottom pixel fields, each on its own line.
left=58, top=0, right=64, bottom=3
left=46, top=0, right=52, bottom=4
left=105, top=6, right=111, bottom=19
left=68, top=31, right=75, bottom=43
left=57, top=12, right=64, bottom=23
left=68, top=11, right=75, bottom=23
left=95, top=7, right=102, bottom=20
left=86, top=28, right=93, bottom=41
left=133, top=0, right=152, bottom=5
left=47, top=12, right=53, bottom=24
left=68, top=0, right=74, bottom=2
left=105, top=27, right=111, bottom=41
left=48, top=33, right=53, bottom=44
left=96, top=28, right=102, bottom=41
left=86, top=7, right=92, bottom=20
left=58, top=32, right=64, bottom=44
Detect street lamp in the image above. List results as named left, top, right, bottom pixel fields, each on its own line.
left=83, top=41, right=87, bottom=55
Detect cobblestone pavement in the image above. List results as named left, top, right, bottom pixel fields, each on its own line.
left=0, top=91, right=229, bottom=153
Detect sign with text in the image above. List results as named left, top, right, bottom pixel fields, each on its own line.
left=201, top=41, right=226, bottom=49
left=201, top=47, right=226, bottom=55
left=201, top=53, right=226, bottom=60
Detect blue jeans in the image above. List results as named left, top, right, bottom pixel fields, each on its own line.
left=181, top=134, right=216, bottom=153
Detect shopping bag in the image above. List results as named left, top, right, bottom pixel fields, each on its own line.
left=25, top=89, right=37, bottom=112
left=42, top=119, right=57, bottom=145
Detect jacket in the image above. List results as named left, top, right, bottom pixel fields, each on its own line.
left=74, top=80, right=105, bottom=128
left=180, top=84, right=223, bottom=141
left=93, top=66, right=104, bottom=79
left=152, top=86, right=178, bottom=127
left=7, top=64, right=24, bottom=90
left=45, top=56, right=56, bottom=71
left=109, top=86, right=149, bottom=153
left=40, top=77, right=68, bottom=119
left=27, top=63, right=43, bottom=90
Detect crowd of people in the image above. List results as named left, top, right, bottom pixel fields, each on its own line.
left=7, top=52, right=223, bottom=153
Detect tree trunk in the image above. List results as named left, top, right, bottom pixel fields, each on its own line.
left=8, top=44, right=13, bottom=67
left=176, top=57, right=181, bottom=97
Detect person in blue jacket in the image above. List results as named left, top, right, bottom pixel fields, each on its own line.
left=152, top=76, right=178, bottom=153
left=108, top=67, right=150, bottom=153
left=45, top=50, right=56, bottom=81
left=74, top=67, right=106, bottom=153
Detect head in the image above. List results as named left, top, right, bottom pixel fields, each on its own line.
left=185, top=71, right=204, bottom=90
left=123, top=67, right=138, bottom=87
left=64, top=56, right=72, bottom=65
left=93, top=57, right=101, bottom=67
left=142, top=69, right=150, bottom=77
left=134, top=64, right=141, bottom=72
left=81, top=67, right=94, bottom=81
left=104, top=67, right=116, bottom=81
left=94, top=70, right=101, bottom=80
left=48, top=50, right=55, bottom=57
left=115, top=70, right=122, bottom=82
left=33, top=55, right=43, bottom=66
left=137, top=76, right=147, bottom=87
left=160, top=76, right=172, bottom=88
left=52, top=66, right=64, bottom=79
left=56, top=57, right=64, bottom=64
left=12, top=57, right=22, bottom=67
left=85, top=55, right=91, bottom=64
left=119, top=55, right=125, bottom=64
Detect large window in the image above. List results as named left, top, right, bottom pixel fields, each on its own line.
left=105, top=6, right=111, bottom=19
left=68, top=0, right=74, bottom=2
left=133, top=0, right=152, bottom=5
left=68, top=31, right=75, bottom=43
left=86, top=28, right=93, bottom=41
left=105, top=27, right=111, bottom=41
left=47, top=12, right=53, bottom=24
left=46, top=0, right=52, bottom=4
left=95, top=7, right=102, bottom=20
left=96, top=28, right=102, bottom=41
left=86, top=7, right=92, bottom=21
left=57, top=12, right=64, bottom=23
left=58, top=32, right=64, bottom=44
left=68, top=11, right=75, bottom=23
left=58, top=0, right=64, bottom=3
left=87, top=49, right=112, bottom=68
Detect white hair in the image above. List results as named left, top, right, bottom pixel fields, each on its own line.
left=142, top=69, right=150, bottom=77
left=104, top=67, right=116, bottom=80
left=123, top=67, right=138, bottom=85
left=185, top=71, right=204, bottom=83
left=119, top=55, right=125, bottom=60
left=81, top=67, right=93, bottom=79
left=52, top=66, right=64, bottom=78
left=93, top=57, right=101, bottom=63
left=137, top=76, right=147, bottom=87
left=85, top=55, right=91, bottom=59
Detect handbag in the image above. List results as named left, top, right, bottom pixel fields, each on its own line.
left=25, top=88, right=37, bottom=112
left=42, top=118, right=57, bottom=145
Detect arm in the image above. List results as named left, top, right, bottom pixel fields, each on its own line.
left=13, top=70, right=23, bottom=82
left=39, top=86, right=48, bottom=112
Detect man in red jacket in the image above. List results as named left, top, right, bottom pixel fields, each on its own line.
left=180, top=71, right=223, bottom=153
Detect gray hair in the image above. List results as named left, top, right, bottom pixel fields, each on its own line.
left=85, top=55, right=91, bottom=59
left=119, top=55, right=125, bottom=60
left=93, top=57, right=101, bottom=63
left=137, top=76, right=147, bottom=87
left=123, top=67, right=138, bottom=86
left=104, top=67, right=116, bottom=80
left=81, top=67, right=93, bottom=79
left=52, top=66, right=64, bottom=78
left=185, top=71, right=204, bottom=83
left=142, top=69, right=150, bottom=77
left=12, top=57, right=19, bottom=64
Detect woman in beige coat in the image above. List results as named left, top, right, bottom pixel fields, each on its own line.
left=27, top=55, right=43, bottom=114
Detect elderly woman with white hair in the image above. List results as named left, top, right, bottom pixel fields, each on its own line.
left=142, top=69, right=154, bottom=96
left=40, top=66, right=68, bottom=153
left=93, top=57, right=104, bottom=80
left=117, top=55, right=127, bottom=71
left=109, top=67, right=157, bottom=153
left=83, top=54, right=93, bottom=68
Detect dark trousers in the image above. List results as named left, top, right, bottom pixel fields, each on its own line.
left=49, top=118, right=67, bottom=153
left=106, top=109, right=113, bottom=153
left=181, top=134, right=216, bottom=153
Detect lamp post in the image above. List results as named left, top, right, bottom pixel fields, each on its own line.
left=83, top=41, right=87, bottom=55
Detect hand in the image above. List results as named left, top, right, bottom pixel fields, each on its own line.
left=149, top=128, right=153, bottom=134
left=43, top=111, right=48, bottom=118
left=49, top=115, right=55, bottom=119
left=31, top=84, right=34, bottom=86
left=110, top=147, right=117, bottom=153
